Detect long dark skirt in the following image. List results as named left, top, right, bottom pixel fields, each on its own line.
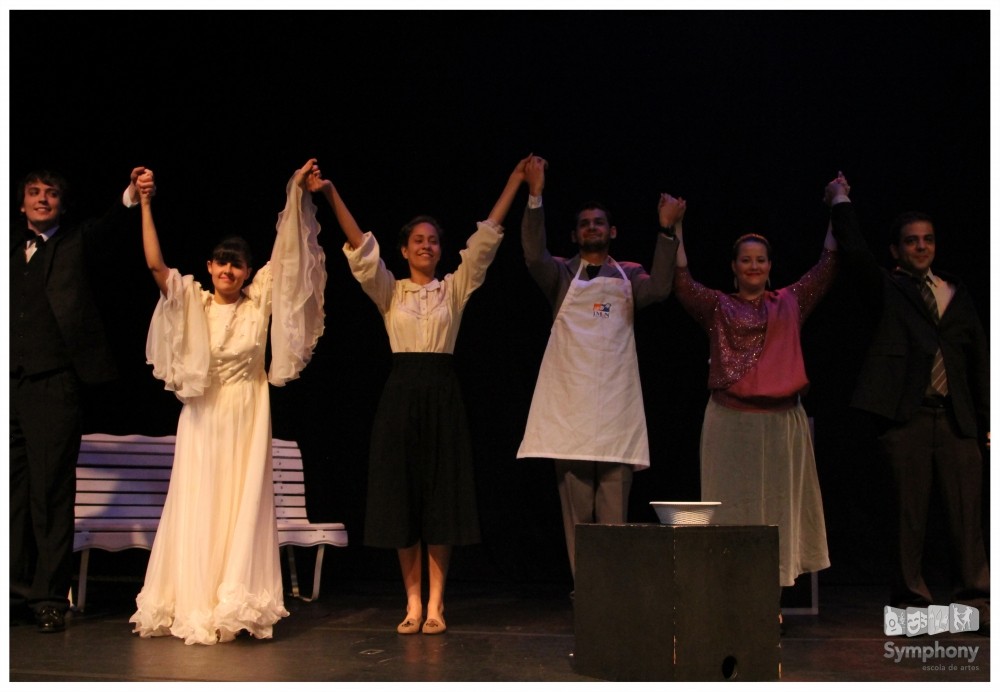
left=364, top=353, right=481, bottom=549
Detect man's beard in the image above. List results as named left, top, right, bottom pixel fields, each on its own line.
left=578, top=237, right=611, bottom=253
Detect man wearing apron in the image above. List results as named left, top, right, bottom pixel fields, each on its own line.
left=516, top=156, right=683, bottom=579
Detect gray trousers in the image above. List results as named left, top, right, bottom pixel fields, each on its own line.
left=554, top=460, right=634, bottom=578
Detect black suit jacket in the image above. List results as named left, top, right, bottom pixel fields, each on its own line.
left=830, top=202, right=989, bottom=439
left=10, top=203, right=131, bottom=384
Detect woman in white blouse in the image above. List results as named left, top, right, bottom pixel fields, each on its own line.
left=317, top=155, right=531, bottom=635
left=130, top=160, right=328, bottom=645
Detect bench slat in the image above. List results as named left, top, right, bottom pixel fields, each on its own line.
left=273, top=470, right=304, bottom=482
left=80, top=444, right=176, bottom=455
left=278, top=527, right=348, bottom=548
left=75, top=518, right=162, bottom=530
left=77, top=468, right=172, bottom=481
left=76, top=505, right=165, bottom=518
left=78, top=457, right=174, bottom=469
left=75, top=533, right=158, bottom=552
left=76, top=480, right=171, bottom=493
left=76, top=492, right=167, bottom=505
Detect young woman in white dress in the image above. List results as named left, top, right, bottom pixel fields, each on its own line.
left=129, top=160, right=328, bottom=645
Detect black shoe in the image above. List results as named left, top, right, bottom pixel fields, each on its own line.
left=35, top=606, right=65, bottom=633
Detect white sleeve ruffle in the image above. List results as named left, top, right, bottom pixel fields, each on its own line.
left=145, top=269, right=211, bottom=403
left=268, top=175, right=328, bottom=386
left=448, top=220, right=504, bottom=311
left=342, top=231, right=396, bottom=314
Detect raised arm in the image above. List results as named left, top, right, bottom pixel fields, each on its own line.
left=632, top=193, right=684, bottom=308
left=313, top=165, right=365, bottom=250
left=665, top=194, right=689, bottom=268
left=821, top=171, right=849, bottom=252
left=669, top=200, right=722, bottom=321
left=485, top=154, right=532, bottom=226
left=138, top=169, right=171, bottom=296
left=520, top=155, right=562, bottom=301
left=786, top=173, right=852, bottom=319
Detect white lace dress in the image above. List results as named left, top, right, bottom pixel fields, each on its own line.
left=129, top=178, right=326, bottom=645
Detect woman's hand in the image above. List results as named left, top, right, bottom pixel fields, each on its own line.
left=524, top=154, right=547, bottom=196
left=658, top=193, right=686, bottom=229
left=137, top=169, right=156, bottom=206
left=294, top=158, right=321, bottom=190
left=823, top=170, right=850, bottom=206
left=298, top=158, right=333, bottom=194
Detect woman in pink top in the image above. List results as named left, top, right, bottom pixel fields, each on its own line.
left=671, top=174, right=850, bottom=589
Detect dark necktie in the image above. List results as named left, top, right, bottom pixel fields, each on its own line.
left=585, top=264, right=600, bottom=280
left=901, top=271, right=948, bottom=397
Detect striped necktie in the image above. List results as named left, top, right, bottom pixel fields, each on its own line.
left=914, top=274, right=948, bottom=397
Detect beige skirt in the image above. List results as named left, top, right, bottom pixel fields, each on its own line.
left=700, top=398, right=830, bottom=587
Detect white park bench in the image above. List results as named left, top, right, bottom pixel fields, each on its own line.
left=73, top=433, right=347, bottom=611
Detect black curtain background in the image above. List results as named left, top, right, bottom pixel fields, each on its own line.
left=8, top=9, right=990, bottom=591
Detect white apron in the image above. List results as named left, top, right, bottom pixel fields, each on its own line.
left=517, top=259, right=650, bottom=468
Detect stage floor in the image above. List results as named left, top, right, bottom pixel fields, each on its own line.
left=8, top=579, right=989, bottom=683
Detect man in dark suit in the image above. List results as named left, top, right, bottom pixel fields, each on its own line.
left=10, top=166, right=152, bottom=632
left=830, top=192, right=990, bottom=625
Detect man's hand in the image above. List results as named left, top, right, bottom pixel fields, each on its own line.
left=823, top=170, right=850, bottom=207
left=136, top=169, right=156, bottom=204
left=525, top=155, right=547, bottom=197
left=128, top=166, right=153, bottom=204
left=658, top=193, right=686, bottom=229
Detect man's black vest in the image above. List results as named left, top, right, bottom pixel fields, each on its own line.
left=10, top=243, right=72, bottom=376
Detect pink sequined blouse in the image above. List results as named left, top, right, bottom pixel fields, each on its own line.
left=674, top=249, right=838, bottom=411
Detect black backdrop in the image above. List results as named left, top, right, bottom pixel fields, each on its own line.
left=8, top=9, right=990, bottom=589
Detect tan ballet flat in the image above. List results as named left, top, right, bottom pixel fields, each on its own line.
left=422, top=617, right=447, bottom=635
left=397, top=616, right=423, bottom=635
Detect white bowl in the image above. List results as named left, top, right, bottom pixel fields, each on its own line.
left=650, top=501, right=721, bottom=525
